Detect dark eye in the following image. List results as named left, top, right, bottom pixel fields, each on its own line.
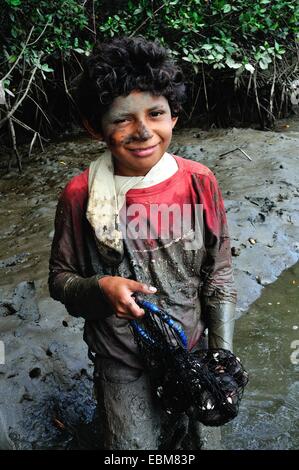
left=113, top=118, right=128, bottom=124
left=150, top=110, right=165, bottom=117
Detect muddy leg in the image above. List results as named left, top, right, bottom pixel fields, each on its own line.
left=188, top=416, right=223, bottom=450
left=94, top=358, right=161, bottom=450
left=159, top=413, right=189, bottom=450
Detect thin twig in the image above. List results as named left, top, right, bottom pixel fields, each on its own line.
left=11, top=115, right=47, bottom=141
left=247, top=72, right=253, bottom=96
left=6, top=103, right=22, bottom=172
left=83, top=24, right=97, bottom=34
left=278, top=83, right=286, bottom=119
left=238, top=148, right=252, bottom=161
left=219, top=149, right=236, bottom=157
left=27, top=20, right=51, bottom=47
left=2, top=27, right=34, bottom=83
left=72, top=52, right=84, bottom=72
left=26, top=94, right=51, bottom=125
left=8, top=119, right=22, bottom=171
left=269, top=58, right=276, bottom=119
left=188, top=81, right=202, bottom=121
left=253, top=70, right=263, bottom=127
left=201, top=63, right=209, bottom=112
left=38, top=133, right=44, bottom=152
left=19, top=54, right=26, bottom=102
left=30, top=80, right=48, bottom=102
left=28, top=132, right=38, bottom=159
left=92, top=0, right=96, bottom=40
left=219, top=147, right=252, bottom=161
left=129, top=4, right=166, bottom=37
left=0, top=65, right=38, bottom=128
left=256, top=100, right=276, bottom=120
left=61, top=55, right=75, bottom=104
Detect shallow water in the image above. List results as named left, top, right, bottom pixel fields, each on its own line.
left=222, top=262, right=299, bottom=450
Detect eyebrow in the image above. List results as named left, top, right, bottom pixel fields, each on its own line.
left=103, top=112, right=131, bottom=123
left=114, top=106, right=166, bottom=116
left=110, top=113, right=131, bottom=120
left=148, top=105, right=167, bottom=111
left=107, top=105, right=167, bottom=122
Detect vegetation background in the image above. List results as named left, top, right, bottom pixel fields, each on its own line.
left=0, top=0, right=298, bottom=170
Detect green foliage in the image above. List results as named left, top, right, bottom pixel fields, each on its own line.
left=3, top=0, right=296, bottom=76
left=97, top=0, right=298, bottom=76
left=2, top=0, right=91, bottom=76
left=0, top=0, right=298, bottom=141
left=1, top=0, right=297, bottom=86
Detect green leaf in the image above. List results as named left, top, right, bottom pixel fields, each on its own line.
left=213, top=63, right=225, bottom=69
left=259, top=59, right=269, bottom=70
left=11, top=28, right=18, bottom=39
left=40, top=64, right=54, bottom=73
left=245, top=63, right=255, bottom=73
left=8, top=55, right=17, bottom=63
left=6, top=0, right=22, bottom=6
left=215, top=45, right=225, bottom=54
left=73, top=48, right=85, bottom=54
left=202, top=44, right=213, bottom=50
left=223, top=4, right=232, bottom=14
left=226, top=57, right=242, bottom=69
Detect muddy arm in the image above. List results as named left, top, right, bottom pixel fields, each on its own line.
left=48, top=196, right=111, bottom=321
left=203, top=298, right=236, bottom=352
left=199, top=174, right=237, bottom=352
left=48, top=270, right=110, bottom=320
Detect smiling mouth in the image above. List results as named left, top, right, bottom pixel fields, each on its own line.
left=127, top=143, right=159, bottom=157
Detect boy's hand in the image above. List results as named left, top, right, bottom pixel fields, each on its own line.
left=98, top=276, right=157, bottom=320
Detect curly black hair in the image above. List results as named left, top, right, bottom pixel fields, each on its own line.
left=76, top=36, right=186, bottom=133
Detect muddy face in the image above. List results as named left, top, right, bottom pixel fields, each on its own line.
left=99, top=91, right=178, bottom=176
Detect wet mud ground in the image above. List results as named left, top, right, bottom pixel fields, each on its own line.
left=0, top=119, right=298, bottom=449
left=222, top=261, right=299, bottom=450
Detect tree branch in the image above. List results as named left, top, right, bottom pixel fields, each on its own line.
left=0, top=65, right=38, bottom=128
left=129, top=4, right=166, bottom=37
left=2, top=27, right=34, bottom=83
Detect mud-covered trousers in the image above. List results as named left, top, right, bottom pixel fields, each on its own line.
left=93, top=357, right=222, bottom=450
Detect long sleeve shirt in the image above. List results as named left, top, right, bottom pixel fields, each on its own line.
left=48, top=155, right=237, bottom=369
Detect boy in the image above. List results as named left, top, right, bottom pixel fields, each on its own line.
left=48, top=36, right=236, bottom=450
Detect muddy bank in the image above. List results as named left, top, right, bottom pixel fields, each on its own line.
left=0, top=121, right=298, bottom=449
left=170, top=123, right=299, bottom=316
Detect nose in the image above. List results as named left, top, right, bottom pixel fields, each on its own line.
left=130, top=120, right=153, bottom=142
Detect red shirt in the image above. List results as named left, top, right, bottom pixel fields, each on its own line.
left=49, top=155, right=236, bottom=369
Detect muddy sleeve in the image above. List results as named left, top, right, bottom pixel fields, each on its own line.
left=200, top=173, right=237, bottom=352
left=48, top=196, right=110, bottom=321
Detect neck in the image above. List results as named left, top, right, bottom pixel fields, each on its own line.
left=113, top=158, right=164, bottom=176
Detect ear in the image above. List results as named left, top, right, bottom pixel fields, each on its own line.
left=171, top=116, right=178, bottom=128
left=83, top=119, right=103, bottom=140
